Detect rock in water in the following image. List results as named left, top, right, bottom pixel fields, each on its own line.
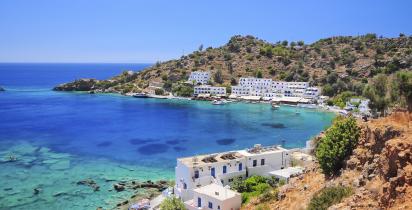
left=113, top=183, right=125, bottom=192
left=77, top=179, right=100, bottom=191
left=0, top=86, right=4, bottom=91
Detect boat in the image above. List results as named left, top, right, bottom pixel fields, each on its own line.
left=271, top=103, right=280, bottom=110
left=212, top=100, right=224, bottom=105
left=133, top=93, right=149, bottom=98
left=297, top=103, right=318, bottom=109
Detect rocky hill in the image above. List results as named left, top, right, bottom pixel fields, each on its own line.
left=54, top=34, right=412, bottom=112
left=54, top=34, right=412, bottom=92
left=242, top=111, right=412, bottom=209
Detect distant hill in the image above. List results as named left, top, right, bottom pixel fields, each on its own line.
left=54, top=34, right=412, bottom=112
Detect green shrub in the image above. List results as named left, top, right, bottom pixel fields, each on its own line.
left=230, top=176, right=275, bottom=204
left=307, top=186, right=353, bottom=210
left=159, top=197, right=185, bottom=210
left=258, top=188, right=279, bottom=202
left=172, top=83, right=193, bottom=97
left=155, top=88, right=164, bottom=95
left=315, top=116, right=360, bottom=176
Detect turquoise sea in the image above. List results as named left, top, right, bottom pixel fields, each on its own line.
left=0, top=63, right=335, bottom=209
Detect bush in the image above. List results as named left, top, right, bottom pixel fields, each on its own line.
left=159, top=197, right=185, bottom=210
left=230, top=176, right=274, bottom=203
left=155, top=88, right=164, bottom=95
left=322, top=84, right=335, bottom=96
left=315, top=116, right=360, bottom=176
left=331, top=91, right=355, bottom=108
left=258, top=188, right=278, bottom=202
left=172, top=83, right=193, bottom=97
left=307, top=186, right=353, bottom=210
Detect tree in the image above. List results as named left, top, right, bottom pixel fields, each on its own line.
left=281, top=40, right=288, bottom=46
left=297, top=40, right=304, bottom=46
left=159, top=197, right=185, bottom=210
left=393, top=71, right=412, bottom=110
left=322, top=84, right=335, bottom=97
left=213, top=69, right=224, bottom=84
left=290, top=41, right=296, bottom=48
left=315, top=116, right=360, bottom=176
left=155, top=88, right=164, bottom=95
left=231, top=77, right=238, bottom=85
left=260, top=45, right=273, bottom=58
left=363, top=74, right=390, bottom=116
left=255, top=70, right=263, bottom=78
left=198, top=44, right=203, bottom=51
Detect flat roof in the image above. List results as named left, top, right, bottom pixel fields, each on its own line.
left=178, top=151, right=244, bottom=167
left=178, top=145, right=288, bottom=167
left=269, top=166, right=304, bottom=178
left=193, top=184, right=240, bottom=201
left=238, top=145, right=287, bottom=156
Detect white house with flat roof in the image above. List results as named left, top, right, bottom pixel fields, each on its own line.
left=194, top=85, right=226, bottom=96
left=188, top=71, right=211, bottom=85
left=174, top=144, right=290, bottom=202
left=184, top=184, right=241, bottom=210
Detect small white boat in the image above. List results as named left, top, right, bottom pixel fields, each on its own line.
left=133, top=93, right=149, bottom=98
left=212, top=100, right=224, bottom=105
left=271, top=104, right=280, bottom=110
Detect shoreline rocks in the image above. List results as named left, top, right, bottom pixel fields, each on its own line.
left=113, top=180, right=170, bottom=192
left=77, top=179, right=100, bottom=192
left=53, top=79, right=100, bottom=91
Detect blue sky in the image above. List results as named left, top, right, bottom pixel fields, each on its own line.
left=1, top=0, right=411, bottom=63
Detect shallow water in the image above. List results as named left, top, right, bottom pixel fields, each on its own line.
left=0, top=63, right=335, bottom=209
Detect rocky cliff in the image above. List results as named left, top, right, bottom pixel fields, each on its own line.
left=242, top=111, right=412, bottom=209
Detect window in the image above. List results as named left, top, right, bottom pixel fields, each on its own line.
left=198, top=197, right=202, bottom=207
left=253, top=160, right=257, bottom=167
left=211, top=167, right=215, bottom=178
left=183, top=183, right=187, bottom=189
left=223, top=166, right=227, bottom=174
left=208, top=202, right=213, bottom=209
left=261, top=159, right=265, bottom=166
left=218, top=205, right=221, bottom=209
left=238, top=163, right=243, bottom=171
left=194, top=170, right=199, bottom=179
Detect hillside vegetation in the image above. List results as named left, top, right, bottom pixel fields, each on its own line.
left=54, top=34, right=412, bottom=113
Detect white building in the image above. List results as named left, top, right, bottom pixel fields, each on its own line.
left=303, top=87, right=320, bottom=98
left=345, top=98, right=370, bottom=115
left=194, top=85, right=226, bottom=96
left=232, top=77, right=272, bottom=97
left=175, top=144, right=290, bottom=201
left=188, top=71, right=211, bottom=85
left=184, top=184, right=241, bottom=210
left=231, top=77, right=318, bottom=99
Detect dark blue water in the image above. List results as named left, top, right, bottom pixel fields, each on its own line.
left=0, top=63, right=334, bottom=167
